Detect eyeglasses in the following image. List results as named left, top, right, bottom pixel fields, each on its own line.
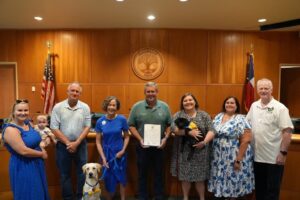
left=15, top=99, right=29, bottom=104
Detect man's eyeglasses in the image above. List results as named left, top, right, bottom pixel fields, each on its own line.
left=15, top=99, right=29, bottom=104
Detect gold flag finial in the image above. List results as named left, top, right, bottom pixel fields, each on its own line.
left=250, top=43, right=254, bottom=53
left=46, top=41, right=53, bottom=54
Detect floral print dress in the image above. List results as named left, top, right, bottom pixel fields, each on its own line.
left=208, top=113, right=255, bottom=198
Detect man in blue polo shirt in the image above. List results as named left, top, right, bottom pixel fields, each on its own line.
left=50, top=82, right=91, bottom=200
left=128, top=82, right=172, bottom=200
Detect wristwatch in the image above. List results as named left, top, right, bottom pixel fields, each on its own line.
left=280, top=150, right=288, bottom=156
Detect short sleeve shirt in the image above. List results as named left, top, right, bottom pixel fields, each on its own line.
left=246, top=98, right=293, bottom=164
left=128, top=100, right=172, bottom=138
left=50, top=99, right=91, bottom=141
left=95, top=114, right=129, bottom=151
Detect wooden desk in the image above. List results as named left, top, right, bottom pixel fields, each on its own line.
left=280, top=134, right=300, bottom=200
left=1, top=133, right=300, bottom=200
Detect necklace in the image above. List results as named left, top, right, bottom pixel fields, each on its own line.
left=185, top=110, right=196, bottom=119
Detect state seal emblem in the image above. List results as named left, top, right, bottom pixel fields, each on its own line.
left=131, top=48, right=164, bottom=80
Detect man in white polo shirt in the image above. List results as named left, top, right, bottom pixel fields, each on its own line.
left=246, top=78, right=294, bottom=200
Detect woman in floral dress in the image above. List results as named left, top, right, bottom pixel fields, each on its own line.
left=208, top=96, right=254, bottom=199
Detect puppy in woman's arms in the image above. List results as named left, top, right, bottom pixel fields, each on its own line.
left=82, top=163, right=102, bottom=200
left=174, top=117, right=204, bottom=160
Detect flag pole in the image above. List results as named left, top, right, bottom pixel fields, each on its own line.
left=41, top=40, right=55, bottom=114
left=250, top=44, right=255, bottom=102
left=250, top=43, right=254, bottom=54
left=46, top=41, right=52, bottom=55
left=244, top=46, right=255, bottom=112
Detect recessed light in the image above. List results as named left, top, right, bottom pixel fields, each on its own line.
left=258, top=18, right=267, bottom=23
left=116, top=0, right=124, bottom=2
left=179, top=0, right=189, bottom=2
left=147, top=15, right=156, bottom=21
left=34, top=16, right=43, bottom=21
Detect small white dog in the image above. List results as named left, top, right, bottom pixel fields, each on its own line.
left=82, top=163, right=102, bottom=200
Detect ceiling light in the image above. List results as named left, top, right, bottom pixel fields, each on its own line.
left=116, top=0, right=124, bottom=2
left=147, top=15, right=156, bottom=21
left=258, top=18, right=267, bottom=23
left=34, top=16, right=43, bottom=21
left=179, top=0, right=189, bottom=2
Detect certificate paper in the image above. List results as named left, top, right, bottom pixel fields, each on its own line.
left=144, top=124, right=161, bottom=146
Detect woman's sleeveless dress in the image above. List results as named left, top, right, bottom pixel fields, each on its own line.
left=3, top=122, right=50, bottom=200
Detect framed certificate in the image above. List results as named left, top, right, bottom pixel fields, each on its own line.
left=144, top=124, right=161, bottom=146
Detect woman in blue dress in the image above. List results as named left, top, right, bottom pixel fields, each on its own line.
left=95, top=96, right=130, bottom=200
left=2, top=99, right=50, bottom=200
left=208, top=96, right=255, bottom=199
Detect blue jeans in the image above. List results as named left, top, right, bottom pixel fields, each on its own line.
left=56, top=140, right=87, bottom=200
left=136, top=146, right=165, bottom=200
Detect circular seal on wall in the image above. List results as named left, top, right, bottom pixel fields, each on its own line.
left=131, top=48, right=164, bottom=80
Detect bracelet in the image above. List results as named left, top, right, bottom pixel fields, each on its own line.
left=235, top=160, right=241, bottom=164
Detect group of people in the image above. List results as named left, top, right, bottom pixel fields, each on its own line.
left=2, top=78, right=294, bottom=200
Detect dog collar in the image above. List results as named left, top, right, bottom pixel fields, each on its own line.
left=85, top=180, right=99, bottom=188
left=83, top=188, right=101, bottom=196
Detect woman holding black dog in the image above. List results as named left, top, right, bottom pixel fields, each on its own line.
left=170, top=93, right=215, bottom=200
left=207, top=96, right=254, bottom=200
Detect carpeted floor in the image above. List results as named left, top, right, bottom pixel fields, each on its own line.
left=100, top=196, right=215, bottom=200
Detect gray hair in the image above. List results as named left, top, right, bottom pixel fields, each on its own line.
left=257, top=78, right=273, bottom=89
left=67, top=82, right=82, bottom=93
left=144, top=82, right=158, bottom=91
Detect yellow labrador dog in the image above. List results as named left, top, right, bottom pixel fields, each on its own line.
left=82, top=163, right=102, bottom=200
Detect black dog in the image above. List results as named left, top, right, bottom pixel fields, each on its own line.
left=174, top=117, right=204, bottom=160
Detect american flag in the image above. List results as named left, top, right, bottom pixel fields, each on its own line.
left=41, top=53, right=55, bottom=114
left=244, top=53, right=255, bottom=111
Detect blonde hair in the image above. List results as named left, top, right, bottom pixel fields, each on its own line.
left=37, top=115, right=48, bottom=122
left=9, top=99, right=29, bottom=122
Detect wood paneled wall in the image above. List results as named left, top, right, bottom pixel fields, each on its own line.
left=1, top=29, right=300, bottom=118
left=1, top=29, right=300, bottom=200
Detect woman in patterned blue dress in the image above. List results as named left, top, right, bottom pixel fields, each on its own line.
left=95, top=96, right=130, bottom=200
left=2, top=99, right=50, bottom=200
left=208, top=96, right=255, bottom=199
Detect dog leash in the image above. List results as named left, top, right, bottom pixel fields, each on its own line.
left=98, top=156, right=125, bottom=181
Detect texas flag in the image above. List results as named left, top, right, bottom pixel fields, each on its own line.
left=244, top=53, right=255, bottom=111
